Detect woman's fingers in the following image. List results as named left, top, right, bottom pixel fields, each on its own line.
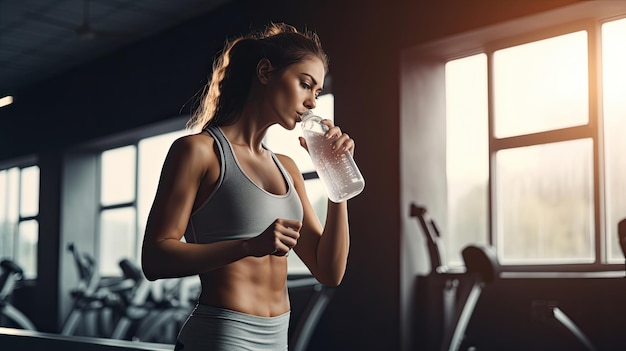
left=247, top=219, right=301, bottom=257
left=324, top=123, right=356, bottom=155
left=272, top=220, right=301, bottom=256
left=298, top=136, right=308, bottom=152
left=300, top=119, right=356, bottom=155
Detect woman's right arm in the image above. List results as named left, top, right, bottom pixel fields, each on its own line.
left=141, top=134, right=248, bottom=281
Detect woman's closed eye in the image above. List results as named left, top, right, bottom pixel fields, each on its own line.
left=301, top=81, right=312, bottom=90
left=301, top=80, right=323, bottom=99
left=301, top=82, right=321, bottom=99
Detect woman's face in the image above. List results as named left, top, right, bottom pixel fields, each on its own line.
left=263, top=56, right=325, bottom=130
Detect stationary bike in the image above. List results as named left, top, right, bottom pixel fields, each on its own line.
left=0, top=258, right=37, bottom=330
left=410, top=204, right=498, bottom=351
left=410, top=203, right=598, bottom=351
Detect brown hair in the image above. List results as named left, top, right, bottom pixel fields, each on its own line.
left=186, top=22, right=329, bottom=131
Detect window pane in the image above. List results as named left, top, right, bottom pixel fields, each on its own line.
left=138, top=130, right=189, bottom=255
left=304, top=178, right=329, bottom=224
left=493, top=31, right=589, bottom=137
left=101, top=146, right=136, bottom=206
left=20, top=166, right=39, bottom=217
left=17, top=220, right=38, bottom=278
left=287, top=251, right=309, bottom=274
left=99, top=207, right=136, bottom=276
left=0, top=224, right=13, bottom=259
left=445, top=54, right=489, bottom=265
left=265, top=94, right=335, bottom=173
left=1, top=168, right=19, bottom=259
left=602, top=18, right=626, bottom=262
left=495, top=139, right=594, bottom=264
left=0, top=170, right=5, bottom=220
left=0, top=170, right=11, bottom=258
left=6, top=167, right=19, bottom=221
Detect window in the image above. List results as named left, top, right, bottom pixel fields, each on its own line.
left=95, top=93, right=334, bottom=276
left=0, top=164, right=40, bottom=278
left=444, top=16, right=626, bottom=269
left=445, top=54, right=489, bottom=264
left=98, top=131, right=187, bottom=276
left=99, top=145, right=138, bottom=276
left=602, top=18, right=626, bottom=263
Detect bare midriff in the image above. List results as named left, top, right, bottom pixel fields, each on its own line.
left=197, top=255, right=290, bottom=317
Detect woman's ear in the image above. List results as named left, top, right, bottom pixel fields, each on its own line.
left=256, top=58, right=273, bottom=84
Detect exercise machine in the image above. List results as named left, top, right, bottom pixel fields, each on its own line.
left=288, top=276, right=335, bottom=351
left=131, top=277, right=195, bottom=343
left=0, top=259, right=37, bottom=330
left=411, top=203, right=482, bottom=351
left=60, top=243, right=136, bottom=337
left=410, top=203, right=597, bottom=351
left=109, top=258, right=156, bottom=340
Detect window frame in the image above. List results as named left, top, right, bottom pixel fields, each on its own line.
left=484, top=21, right=605, bottom=272
left=402, top=3, right=626, bottom=273
left=97, top=143, right=139, bottom=276
left=0, top=156, right=40, bottom=279
left=492, top=19, right=622, bottom=272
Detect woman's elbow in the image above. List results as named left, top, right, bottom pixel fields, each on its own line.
left=317, top=271, right=344, bottom=287
left=142, top=267, right=160, bottom=281
left=141, top=252, right=163, bottom=281
left=321, top=279, right=342, bottom=287
left=141, top=261, right=158, bottom=281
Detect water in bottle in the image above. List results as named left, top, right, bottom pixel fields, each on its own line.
left=301, top=110, right=365, bottom=202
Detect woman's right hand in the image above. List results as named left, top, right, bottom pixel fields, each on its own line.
left=244, top=219, right=302, bottom=257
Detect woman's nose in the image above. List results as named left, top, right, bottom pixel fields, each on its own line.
left=304, top=96, right=316, bottom=110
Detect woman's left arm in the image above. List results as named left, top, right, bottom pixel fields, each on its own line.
left=277, top=154, right=350, bottom=286
left=277, top=122, right=354, bottom=286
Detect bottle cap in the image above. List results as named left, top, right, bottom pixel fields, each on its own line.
left=301, top=110, right=315, bottom=120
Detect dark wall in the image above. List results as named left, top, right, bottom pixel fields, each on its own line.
left=6, top=0, right=624, bottom=350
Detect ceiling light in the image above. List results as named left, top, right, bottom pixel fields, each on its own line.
left=0, top=96, right=13, bottom=108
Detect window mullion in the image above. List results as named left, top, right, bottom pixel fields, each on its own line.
left=492, top=125, right=594, bottom=151
left=588, top=20, right=604, bottom=265
left=15, top=168, right=22, bottom=262
left=134, top=142, right=140, bottom=262
left=487, top=50, right=496, bottom=250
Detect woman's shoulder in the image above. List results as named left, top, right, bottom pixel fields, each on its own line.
left=173, top=129, right=214, bottom=148
left=275, top=153, right=302, bottom=178
left=275, top=153, right=296, bottom=166
left=168, top=130, right=218, bottom=165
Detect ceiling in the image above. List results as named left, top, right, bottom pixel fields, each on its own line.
left=0, top=0, right=232, bottom=96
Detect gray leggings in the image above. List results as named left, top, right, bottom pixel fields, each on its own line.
left=175, top=304, right=290, bottom=351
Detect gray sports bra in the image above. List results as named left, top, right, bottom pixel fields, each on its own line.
left=183, top=126, right=304, bottom=245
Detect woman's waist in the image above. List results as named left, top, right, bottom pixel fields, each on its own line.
left=197, top=258, right=290, bottom=317
left=191, top=303, right=291, bottom=323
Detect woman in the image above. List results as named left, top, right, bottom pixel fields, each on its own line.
left=141, top=22, right=354, bottom=350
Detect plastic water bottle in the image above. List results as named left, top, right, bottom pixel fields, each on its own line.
left=301, top=110, right=365, bottom=202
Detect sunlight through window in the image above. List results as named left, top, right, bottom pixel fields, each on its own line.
left=496, top=139, right=594, bottom=264
left=101, top=146, right=136, bottom=206
left=602, top=18, right=626, bottom=262
left=445, top=54, right=489, bottom=265
left=0, top=165, right=39, bottom=277
left=443, top=21, right=625, bottom=267
left=493, top=31, right=589, bottom=137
